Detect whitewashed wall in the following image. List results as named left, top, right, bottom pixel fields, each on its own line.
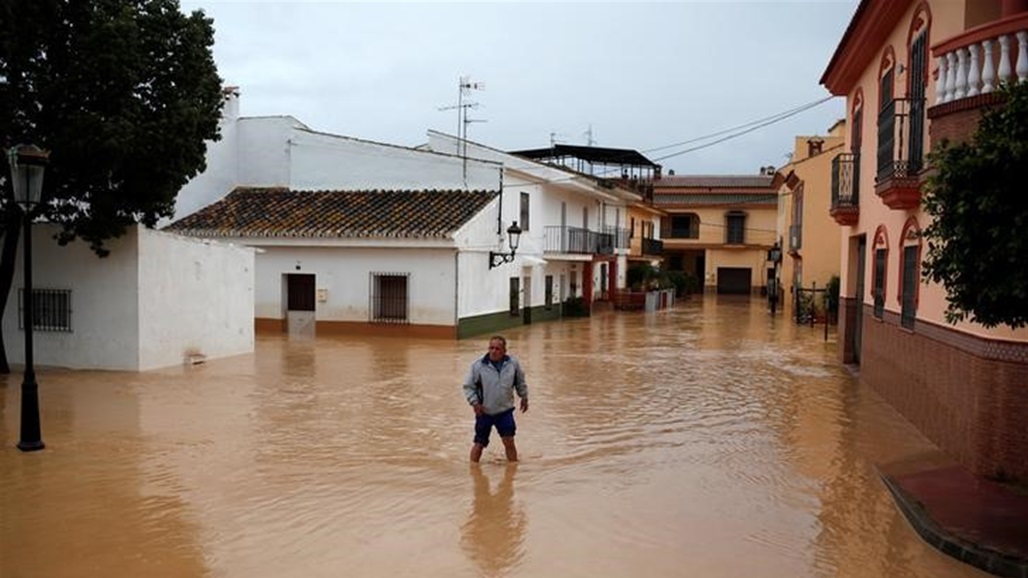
left=2, top=225, right=255, bottom=371
left=171, top=95, right=504, bottom=225
left=289, top=130, right=500, bottom=192
left=252, top=245, right=458, bottom=325
left=138, top=229, right=255, bottom=370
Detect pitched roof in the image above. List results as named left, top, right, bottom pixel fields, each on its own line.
left=653, top=193, right=778, bottom=207
left=654, top=175, right=775, bottom=189
left=165, top=187, right=498, bottom=239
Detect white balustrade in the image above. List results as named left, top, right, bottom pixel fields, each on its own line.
left=935, top=26, right=1027, bottom=104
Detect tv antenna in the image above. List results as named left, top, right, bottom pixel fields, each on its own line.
left=438, top=76, right=486, bottom=183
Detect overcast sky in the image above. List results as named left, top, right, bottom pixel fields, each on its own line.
left=178, top=1, right=858, bottom=175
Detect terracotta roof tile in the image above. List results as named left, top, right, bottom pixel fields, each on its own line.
left=653, top=193, right=778, bottom=206
left=654, top=175, right=775, bottom=189
left=166, top=187, right=497, bottom=239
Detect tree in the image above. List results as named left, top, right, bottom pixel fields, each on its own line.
left=922, top=81, right=1028, bottom=329
left=0, top=0, right=223, bottom=372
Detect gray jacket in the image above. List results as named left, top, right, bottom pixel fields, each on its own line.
left=463, top=354, right=528, bottom=415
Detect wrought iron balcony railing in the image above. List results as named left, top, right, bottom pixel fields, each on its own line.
left=544, top=226, right=615, bottom=255
left=641, top=237, right=663, bottom=256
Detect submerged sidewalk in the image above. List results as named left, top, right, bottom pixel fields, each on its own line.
left=880, top=454, right=1028, bottom=578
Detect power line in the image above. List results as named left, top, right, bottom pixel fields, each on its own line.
left=651, top=96, right=835, bottom=162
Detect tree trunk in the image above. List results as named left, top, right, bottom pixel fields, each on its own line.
left=0, top=212, right=24, bottom=374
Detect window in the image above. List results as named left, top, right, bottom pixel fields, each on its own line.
left=520, top=192, right=530, bottom=232
left=901, top=245, right=918, bottom=328
left=629, top=217, right=636, bottom=239
left=877, top=53, right=896, bottom=180
left=908, top=30, right=927, bottom=173
left=545, top=275, right=554, bottom=310
left=19, top=288, right=72, bottom=332
left=873, top=249, right=886, bottom=319
left=669, top=214, right=699, bottom=239
left=725, top=211, right=746, bottom=244
left=509, top=277, right=520, bottom=316
left=370, top=273, right=408, bottom=323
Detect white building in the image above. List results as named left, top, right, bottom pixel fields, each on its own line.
left=168, top=88, right=640, bottom=339
left=2, top=225, right=255, bottom=371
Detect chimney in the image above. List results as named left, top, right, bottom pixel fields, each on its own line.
left=222, top=86, right=241, bottom=122
left=807, top=138, right=824, bottom=158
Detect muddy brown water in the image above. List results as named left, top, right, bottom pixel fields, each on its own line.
left=1, top=296, right=988, bottom=577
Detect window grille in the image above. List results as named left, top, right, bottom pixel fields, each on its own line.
left=873, top=249, right=887, bottom=319
left=19, top=288, right=72, bottom=332
left=370, top=273, right=409, bottom=323
left=900, top=245, right=918, bottom=328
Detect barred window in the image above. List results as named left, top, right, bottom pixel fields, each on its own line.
left=370, top=273, right=409, bottom=323
left=509, top=277, right=520, bottom=316
left=900, top=245, right=918, bottom=329
left=19, top=288, right=72, bottom=332
left=873, top=249, right=887, bottom=319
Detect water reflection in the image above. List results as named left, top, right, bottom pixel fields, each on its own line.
left=1, top=296, right=989, bottom=578
left=461, top=463, right=526, bottom=576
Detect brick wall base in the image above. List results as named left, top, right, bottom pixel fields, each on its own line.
left=861, top=308, right=1028, bottom=482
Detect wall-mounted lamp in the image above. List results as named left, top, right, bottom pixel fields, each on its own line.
left=489, top=221, right=522, bottom=269
left=767, top=242, right=782, bottom=264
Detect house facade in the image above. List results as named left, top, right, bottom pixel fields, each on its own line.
left=823, top=0, right=1028, bottom=480
left=774, top=121, right=847, bottom=314
left=651, top=175, right=778, bottom=295
left=1, top=225, right=255, bottom=371
left=427, top=132, right=639, bottom=316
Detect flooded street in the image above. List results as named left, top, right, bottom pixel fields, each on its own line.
left=1, top=296, right=987, bottom=578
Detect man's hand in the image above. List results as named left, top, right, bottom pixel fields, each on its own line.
left=520, top=398, right=529, bottom=413
left=473, top=403, right=485, bottom=416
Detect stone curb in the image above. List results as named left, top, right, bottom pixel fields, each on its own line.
left=880, top=473, right=1028, bottom=578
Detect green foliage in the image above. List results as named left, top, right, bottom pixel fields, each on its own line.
left=0, top=0, right=224, bottom=255
left=922, top=81, right=1028, bottom=328
left=824, top=275, right=840, bottom=313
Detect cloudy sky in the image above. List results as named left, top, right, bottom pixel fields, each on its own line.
left=178, top=1, right=858, bottom=175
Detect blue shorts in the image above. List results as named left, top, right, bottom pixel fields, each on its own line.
left=474, top=408, right=516, bottom=447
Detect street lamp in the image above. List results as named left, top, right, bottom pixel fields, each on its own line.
left=767, top=242, right=782, bottom=315
left=489, top=221, right=522, bottom=269
left=8, top=144, right=49, bottom=452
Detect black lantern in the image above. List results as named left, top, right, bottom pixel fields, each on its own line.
left=489, top=221, right=522, bottom=269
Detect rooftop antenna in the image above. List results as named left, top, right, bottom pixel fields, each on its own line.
left=438, top=76, right=485, bottom=185
left=583, top=124, right=596, bottom=146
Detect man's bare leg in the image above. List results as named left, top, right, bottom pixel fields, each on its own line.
left=501, top=436, right=518, bottom=462
left=470, top=443, right=485, bottom=463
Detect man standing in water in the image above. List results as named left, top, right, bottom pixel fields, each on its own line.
left=463, top=335, right=529, bottom=462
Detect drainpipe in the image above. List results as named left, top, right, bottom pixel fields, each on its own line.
left=497, top=169, right=504, bottom=236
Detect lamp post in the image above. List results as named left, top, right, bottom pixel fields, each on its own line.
left=8, top=144, right=49, bottom=452
left=488, top=221, right=522, bottom=269
left=767, top=242, right=782, bottom=315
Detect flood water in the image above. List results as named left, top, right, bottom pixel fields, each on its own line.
left=1, top=296, right=988, bottom=578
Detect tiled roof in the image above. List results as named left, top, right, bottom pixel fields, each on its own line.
left=165, top=187, right=498, bottom=239
left=653, top=193, right=778, bottom=206
left=654, top=175, right=775, bottom=189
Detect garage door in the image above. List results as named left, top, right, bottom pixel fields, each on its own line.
left=717, top=267, right=752, bottom=294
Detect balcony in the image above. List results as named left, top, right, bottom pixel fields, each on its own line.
left=603, top=225, right=631, bottom=251
left=929, top=14, right=1028, bottom=144
left=875, top=97, right=925, bottom=210
left=544, top=226, right=615, bottom=255
left=641, top=237, right=663, bottom=256
left=830, top=152, right=859, bottom=225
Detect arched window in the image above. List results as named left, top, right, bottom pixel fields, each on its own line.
left=872, top=225, right=889, bottom=319
left=899, top=218, right=922, bottom=328
left=907, top=4, right=931, bottom=173
left=877, top=48, right=897, bottom=180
